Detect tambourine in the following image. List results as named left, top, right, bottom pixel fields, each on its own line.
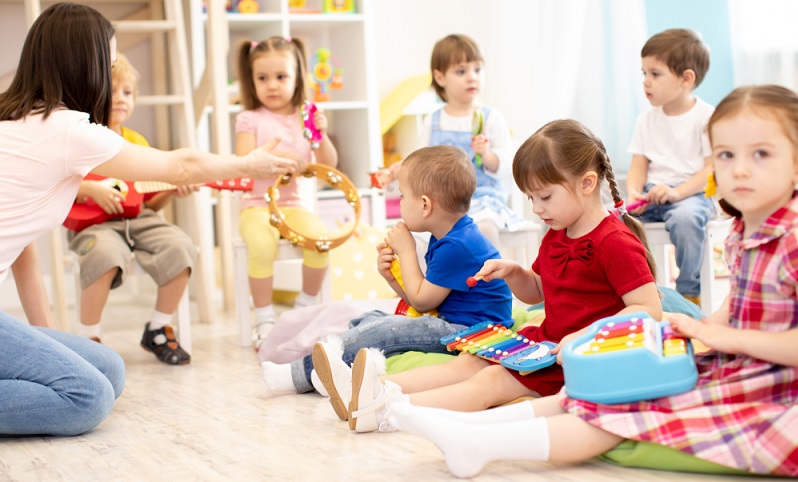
left=265, top=164, right=360, bottom=253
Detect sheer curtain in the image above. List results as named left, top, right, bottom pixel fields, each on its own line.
left=728, top=0, right=798, bottom=89
left=486, top=0, right=647, bottom=176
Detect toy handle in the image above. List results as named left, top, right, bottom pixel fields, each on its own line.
left=471, top=110, right=484, bottom=168
left=301, top=101, right=322, bottom=149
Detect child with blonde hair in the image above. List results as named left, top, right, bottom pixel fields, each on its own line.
left=236, top=36, right=338, bottom=348
left=67, top=53, right=199, bottom=365
left=390, top=85, right=798, bottom=479
left=317, top=120, right=661, bottom=433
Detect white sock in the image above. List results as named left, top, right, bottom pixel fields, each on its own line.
left=404, top=400, right=536, bottom=424
left=261, top=361, right=298, bottom=395
left=390, top=403, right=550, bottom=478
left=78, top=322, right=101, bottom=339
left=149, top=310, right=173, bottom=330
left=294, top=291, right=318, bottom=308
left=254, top=305, right=276, bottom=324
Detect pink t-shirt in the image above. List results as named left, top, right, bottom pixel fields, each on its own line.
left=0, top=110, right=124, bottom=284
left=235, top=106, right=314, bottom=210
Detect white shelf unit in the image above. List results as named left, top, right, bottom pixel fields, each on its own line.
left=206, top=0, right=382, bottom=193
left=191, top=0, right=384, bottom=308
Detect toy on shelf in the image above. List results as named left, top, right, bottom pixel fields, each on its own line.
left=309, top=48, right=343, bottom=102
left=236, top=0, right=258, bottom=13
left=323, top=0, right=355, bottom=13
left=390, top=259, right=438, bottom=318
left=440, top=321, right=557, bottom=375
left=561, top=312, right=698, bottom=404
left=301, top=101, right=322, bottom=149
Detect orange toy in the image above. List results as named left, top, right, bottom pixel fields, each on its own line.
left=390, top=259, right=438, bottom=318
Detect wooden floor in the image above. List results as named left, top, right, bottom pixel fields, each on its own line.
left=0, top=298, right=774, bottom=482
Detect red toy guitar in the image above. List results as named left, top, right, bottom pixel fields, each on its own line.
left=64, top=175, right=253, bottom=232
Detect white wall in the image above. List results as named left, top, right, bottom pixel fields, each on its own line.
left=372, top=0, right=648, bottom=168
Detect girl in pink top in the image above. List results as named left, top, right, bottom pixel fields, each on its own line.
left=389, top=85, right=798, bottom=478
left=235, top=36, right=338, bottom=349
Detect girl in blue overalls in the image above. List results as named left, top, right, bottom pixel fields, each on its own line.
left=418, top=34, right=520, bottom=247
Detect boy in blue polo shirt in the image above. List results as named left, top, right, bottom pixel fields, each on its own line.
left=261, top=146, right=512, bottom=416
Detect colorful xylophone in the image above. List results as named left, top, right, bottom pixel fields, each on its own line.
left=562, top=312, right=698, bottom=404
left=440, top=321, right=557, bottom=375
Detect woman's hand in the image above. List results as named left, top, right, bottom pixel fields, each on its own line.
left=247, top=137, right=301, bottom=178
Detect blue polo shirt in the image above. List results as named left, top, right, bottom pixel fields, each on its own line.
left=424, top=215, right=512, bottom=327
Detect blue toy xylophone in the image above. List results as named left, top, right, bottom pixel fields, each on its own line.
left=440, top=321, right=557, bottom=374
left=561, top=311, right=698, bottom=404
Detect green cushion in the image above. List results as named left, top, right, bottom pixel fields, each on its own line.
left=600, top=440, right=755, bottom=476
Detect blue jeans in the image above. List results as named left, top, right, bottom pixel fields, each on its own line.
left=636, top=185, right=715, bottom=297
left=0, top=312, right=125, bottom=436
left=290, top=310, right=466, bottom=392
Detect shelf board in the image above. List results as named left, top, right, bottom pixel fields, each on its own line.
left=287, top=13, right=364, bottom=26
left=318, top=187, right=380, bottom=200
left=227, top=100, right=369, bottom=114
left=203, top=13, right=364, bottom=30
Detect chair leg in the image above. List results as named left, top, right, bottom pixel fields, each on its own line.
left=176, top=288, right=192, bottom=354
left=651, top=242, right=670, bottom=287
left=233, top=240, right=253, bottom=347
left=319, top=267, right=332, bottom=304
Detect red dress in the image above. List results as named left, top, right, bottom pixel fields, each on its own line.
left=509, top=214, right=655, bottom=395
left=561, top=194, right=798, bottom=476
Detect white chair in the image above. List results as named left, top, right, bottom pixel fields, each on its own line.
left=644, top=217, right=732, bottom=315
left=50, top=228, right=193, bottom=353
left=230, top=180, right=333, bottom=347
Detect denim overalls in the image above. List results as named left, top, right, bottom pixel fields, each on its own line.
left=429, top=107, right=507, bottom=205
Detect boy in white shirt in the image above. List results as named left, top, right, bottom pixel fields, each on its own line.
left=626, top=28, right=715, bottom=306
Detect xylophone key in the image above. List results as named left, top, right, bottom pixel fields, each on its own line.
left=447, top=326, right=495, bottom=350
left=591, top=332, right=643, bottom=350
left=586, top=339, right=644, bottom=354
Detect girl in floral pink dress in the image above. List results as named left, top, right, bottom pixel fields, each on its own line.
left=389, top=85, right=798, bottom=479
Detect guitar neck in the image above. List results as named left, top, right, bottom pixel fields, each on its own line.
left=133, top=178, right=254, bottom=193
left=134, top=181, right=177, bottom=194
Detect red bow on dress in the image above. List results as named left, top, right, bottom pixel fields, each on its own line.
left=548, top=238, right=594, bottom=276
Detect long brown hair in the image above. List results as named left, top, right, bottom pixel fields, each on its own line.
left=513, top=119, right=657, bottom=279
left=0, top=3, right=115, bottom=125
left=708, top=84, right=798, bottom=218
left=237, top=36, right=308, bottom=111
